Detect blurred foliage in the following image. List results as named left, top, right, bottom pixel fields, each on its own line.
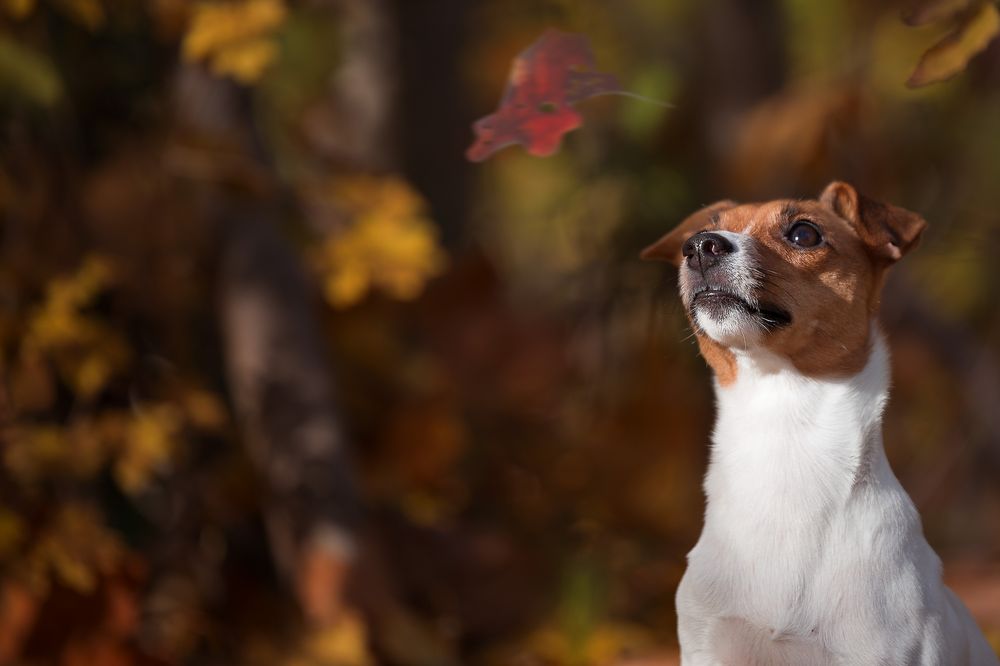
left=906, top=0, right=1000, bottom=86
left=314, top=176, right=446, bottom=308
left=182, top=0, right=286, bottom=82
left=1, top=0, right=999, bottom=665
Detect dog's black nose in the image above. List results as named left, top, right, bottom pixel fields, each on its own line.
left=682, top=232, right=735, bottom=267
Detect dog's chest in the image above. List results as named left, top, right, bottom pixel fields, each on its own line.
left=706, top=363, right=877, bottom=544
left=689, top=351, right=894, bottom=630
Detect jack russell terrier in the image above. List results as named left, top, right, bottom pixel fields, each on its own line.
left=641, top=182, right=999, bottom=665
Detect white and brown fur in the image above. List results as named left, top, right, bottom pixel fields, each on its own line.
left=642, top=182, right=999, bottom=665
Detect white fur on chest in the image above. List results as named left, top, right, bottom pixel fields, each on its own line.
left=707, top=338, right=888, bottom=544
left=676, top=331, right=999, bottom=665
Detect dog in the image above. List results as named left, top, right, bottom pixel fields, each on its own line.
left=641, top=182, right=999, bottom=665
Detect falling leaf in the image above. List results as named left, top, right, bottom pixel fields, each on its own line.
left=182, top=0, right=286, bottom=83
left=907, top=1, right=1000, bottom=87
left=466, top=29, right=624, bottom=162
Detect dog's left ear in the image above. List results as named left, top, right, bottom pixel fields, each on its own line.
left=819, top=181, right=927, bottom=263
left=641, top=200, right=737, bottom=266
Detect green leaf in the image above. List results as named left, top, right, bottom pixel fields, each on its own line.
left=0, top=33, right=62, bottom=107
left=907, top=2, right=1000, bottom=87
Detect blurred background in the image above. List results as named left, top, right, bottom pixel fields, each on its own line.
left=1, top=0, right=999, bottom=664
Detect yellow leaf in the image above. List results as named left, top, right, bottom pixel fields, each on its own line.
left=183, top=0, right=285, bottom=57
left=324, top=260, right=371, bottom=308
left=301, top=612, right=373, bottom=666
left=47, top=548, right=95, bottom=592
left=116, top=404, right=182, bottom=493
left=318, top=177, right=446, bottom=308
left=182, top=388, right=228, bottom=430
left=908, top=1, right=1000, bottom=87
left=183, top=0, right=286, bottom=83
left=73, top=351, right=113, bottom=398
left=333, top=177, right=425, bottom=219
left=31, top=505, right=122, bottom=594
left=24, top=256, right=128, bottom=399
left=27, top=255, right=113, bottom=350
left=209, top=36, right=278, bottom=82
left=3, top=416, right=118, bottom=484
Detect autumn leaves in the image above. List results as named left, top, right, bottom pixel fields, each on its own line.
left=465, top=30, right=623, bottom=162
left=905, top=0, right=1000, bottom=87
left=182, top=0, right=287, bottom=83
left=312, top=176, right=447, bottom=309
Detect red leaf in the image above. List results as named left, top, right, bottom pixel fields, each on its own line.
left=466, top=29, right=623, bottom=162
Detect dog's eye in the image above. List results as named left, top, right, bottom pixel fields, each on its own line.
left=787, top=221, right=822, bottom=248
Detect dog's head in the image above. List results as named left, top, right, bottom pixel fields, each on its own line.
left=642, top=181, right=926, bottom=384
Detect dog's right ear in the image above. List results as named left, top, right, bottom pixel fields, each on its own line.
left=819, top=181, right=927, bottom=264
left=640, top=200, right=737, bottom=267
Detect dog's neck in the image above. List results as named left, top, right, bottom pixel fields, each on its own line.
left=703, top=326, right=895, bottom=535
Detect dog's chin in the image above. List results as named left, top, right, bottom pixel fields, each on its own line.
left=692, top=299, right=762, bottom=348
left=688, top=291, right=791, bottom=349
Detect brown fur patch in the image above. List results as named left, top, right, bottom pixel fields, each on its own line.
left=697, top=336, right=738, bottom=386
left=732, top=199, right=877, bottom=378
left=645, top=184, right=926, bottom=383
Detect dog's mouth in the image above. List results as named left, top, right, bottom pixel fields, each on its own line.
left=691, top=288, right=792, bottom=328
